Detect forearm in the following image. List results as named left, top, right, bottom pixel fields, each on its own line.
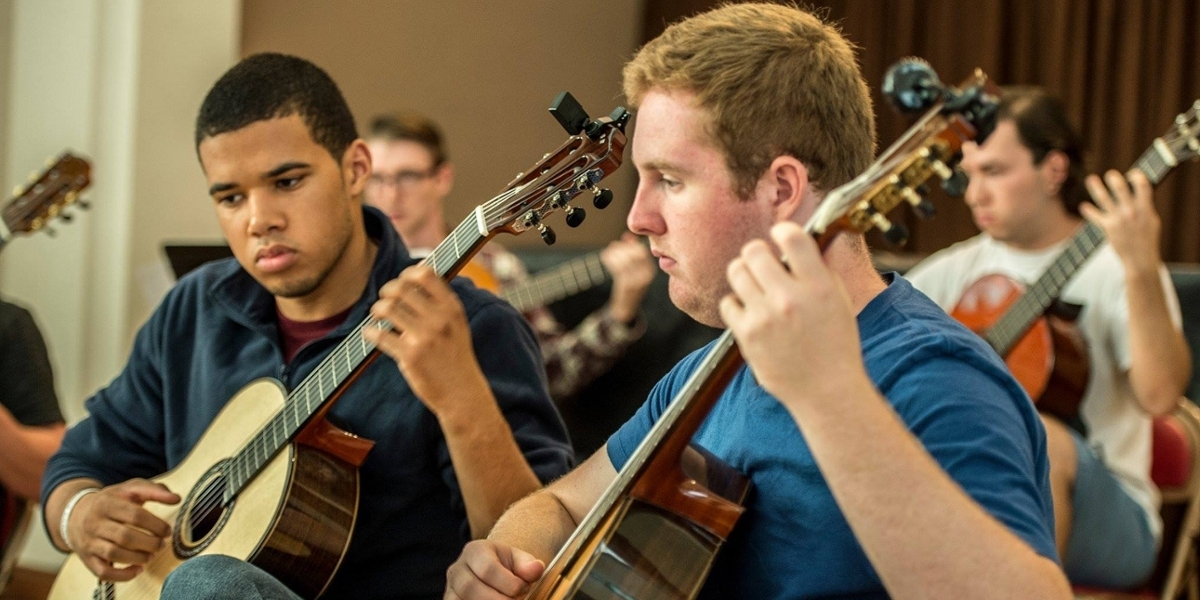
left=786, top=379, right=1070, bottom=600
left=487, top=487, right=580, bottom=563
left=487, top=448, right=615, bottom=562
left=44, top=477, right=103, bottom=552
left=1125, top=266, right=1191, bottom=416
left=439, top=382, right=542, bottom=538
left=0, top=417, right=64, bottom=500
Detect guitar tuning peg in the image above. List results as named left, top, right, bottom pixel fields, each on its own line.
left=28, top=171, right=39, bottom=183
left=564, top=205, right=586, bottom=228
left=895, top=185, right=936, bottom=219
left=940, top=168, right=968, bottom=197
left=47, top=204, right=61, bottom=218
left=537, top=223, right=557, bottom=245
left=64, top=191, right=77, bottom=204
left=45, top=157, right=55, bottom=167
left=12, top=186, right=22, bottom=196
left=870, top=212, right=909, bottom=246
left=592, top=188, right=613, bottom=210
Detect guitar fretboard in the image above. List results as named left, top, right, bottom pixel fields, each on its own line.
left=223, top=211, right=489, bottom=498
left=502, top=253, right=608, bottom=312
left=982, top=139, right=1176, bottom=356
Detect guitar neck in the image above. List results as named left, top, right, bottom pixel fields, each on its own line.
left=984, top=140, right=1176, bottom=355
left=223, top=210, right=490, bottom=498
left=501, top=252, right=608, bottom=312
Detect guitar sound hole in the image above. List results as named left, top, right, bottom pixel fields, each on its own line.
left=173, top=463, right=235, bottom=558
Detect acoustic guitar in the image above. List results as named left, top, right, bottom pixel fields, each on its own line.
left=950, top=101, right=1200, bottom=423
left=48, top=96, right=630, bottom=600
left=521, top=66, right=1001, bottom=600
left=0, top=152, right=91, bottom=253
left=0, top=152, right=91, bottom=578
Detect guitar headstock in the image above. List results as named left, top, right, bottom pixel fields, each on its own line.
left=3, top=152, right=92, bottom=238
left=1156, top=100, right=1200, bottom=165
left=483, top=93, right=630, bottom=245
left=809, top=66, right=1000, bottom=248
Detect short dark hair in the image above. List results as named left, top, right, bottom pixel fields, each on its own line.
left=195, top=53, right=358, bottom=162
left=366, top=112, right=448, bottom=167
left=999, top=87, right=1088, bottom=216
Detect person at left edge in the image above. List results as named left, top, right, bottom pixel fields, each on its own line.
left=39, top=53, right=572, bottom=600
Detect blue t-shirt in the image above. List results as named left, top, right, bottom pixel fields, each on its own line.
left=607, top=274, right=1057, bottom=599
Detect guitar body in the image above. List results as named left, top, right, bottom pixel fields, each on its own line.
left=48, top=379, right=361, bottom=600
left=458, top=259, right=501, bottom=294
left=528, top=446, right=750, bottom=600
left=950, top=274, right=1089, bottom=422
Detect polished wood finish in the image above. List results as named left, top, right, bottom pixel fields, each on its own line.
left=951, top=274, right=1089, bottom=422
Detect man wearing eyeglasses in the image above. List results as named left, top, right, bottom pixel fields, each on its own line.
left=364, top=112, right=656, bottom=402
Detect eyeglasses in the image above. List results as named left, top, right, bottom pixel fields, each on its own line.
left=366, top=168, right=437, bottom=189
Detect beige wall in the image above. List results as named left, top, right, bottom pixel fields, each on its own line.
left=242, top=0, right=644, bottom=250
left=0, top=1, right=10, bottom=186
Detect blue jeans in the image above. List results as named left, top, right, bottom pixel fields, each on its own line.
left=161, top=554, right=302, bottom=600
left=1063, top=432, right=1159, bottom=589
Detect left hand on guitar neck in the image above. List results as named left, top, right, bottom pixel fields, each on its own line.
left=719, top=222, right=873, bottom=408
left=1080, top=169, right=1161, bottom=274
left=364, top=265, right=491, bottom=421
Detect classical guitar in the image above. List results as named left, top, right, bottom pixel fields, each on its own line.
left=48, top=95, right=630, bottom=600
left=521, top=64, right=1001, bottom=600
left=0, top=152, right=91, bottom=253
left=950, top=101, right=1200, bottom=423
left=0, top=152, right=91, bottom=586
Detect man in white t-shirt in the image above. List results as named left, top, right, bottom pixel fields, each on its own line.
left=907, top=87, right=1192, bottom=589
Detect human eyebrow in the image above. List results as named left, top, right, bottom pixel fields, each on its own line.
left=639, top=160, right=689, bottom=176
left=266, top=161, right=311, bottom=178
left=208, top=182, right=237, bottom=196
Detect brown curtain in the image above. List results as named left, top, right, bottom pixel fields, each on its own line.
left=641, top=0, right=1200, bottom=261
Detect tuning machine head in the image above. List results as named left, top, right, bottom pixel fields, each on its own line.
left=564, top=205, right=586, bottom=228
left=920, top=146, right=969, bottom=198
left=868, top=208, right=909, bottom=247
left=592, top=188, right=613, bottom=210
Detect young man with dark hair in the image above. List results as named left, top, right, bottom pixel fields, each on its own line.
left=364, top=112, right=656, bottom=401
left=445, top=4, right=1070, bottom=599
left=41, top=53, right=571, bottom=600
left=907, top=87, right=1191, bottom=589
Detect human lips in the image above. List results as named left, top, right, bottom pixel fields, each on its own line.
left=255, top=244, right=297, bottom=273
left=651, top=248, right=676, bottom=271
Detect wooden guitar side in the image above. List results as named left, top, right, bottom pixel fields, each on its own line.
left=528, top=446, right=750, bottom=600
left=48, top=379, right=359, bottom=600
left=950, top=274, right=1089, bottom=422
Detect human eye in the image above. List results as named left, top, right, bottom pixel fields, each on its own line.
left=276, top=174, right=305, bottom=190
left=216, top=192, right=244, bottom=206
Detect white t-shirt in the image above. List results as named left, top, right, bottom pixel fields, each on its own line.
left=907, top=233, right=1183, bottom=539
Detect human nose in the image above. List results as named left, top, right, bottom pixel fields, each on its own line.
left=627, top=180, right=664, bottom=236
left=963, top=177, right=986, bottom=209
left=246, top=193, right=285, bottom=237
